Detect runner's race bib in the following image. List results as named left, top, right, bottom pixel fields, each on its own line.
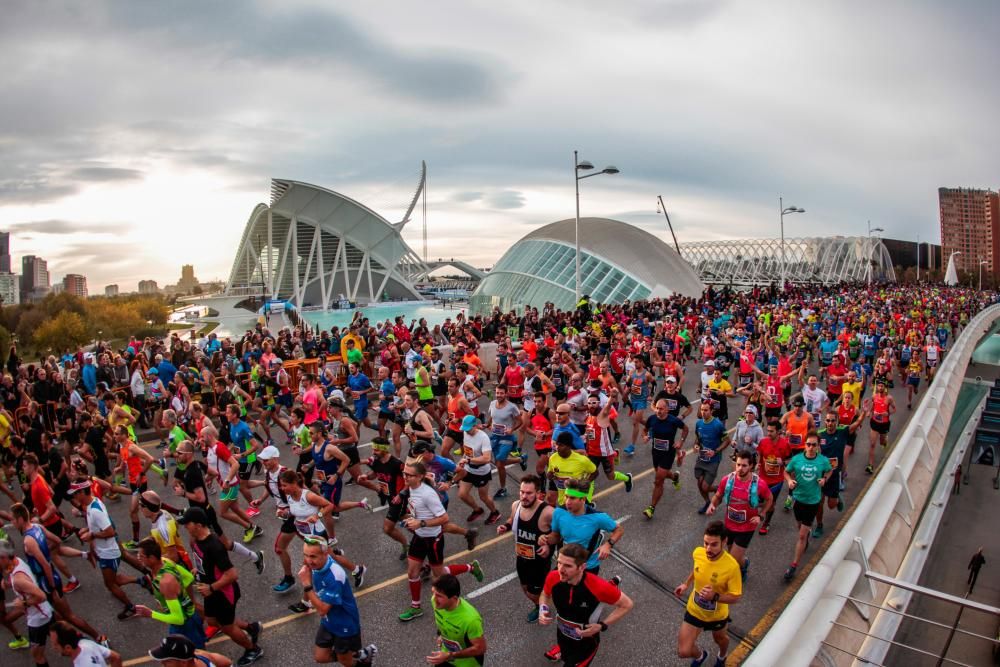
left=789, top=434, right=802, bottom=446
left=693, top=592, right=718, bottom=612
left=764, top=457, right=781, bottom=476
left=492, top=424, right=507, bottom=436
left=556, top=615, right=585, bottom=640
left=727, top=507, right=747, bottom=523
left=440, top=638, right=463, bottom=653
left=828, top=457, right=839, bottom=470
left=515, top=542, right=535, bottom=559
left=698, top=449, right=714, bottom=463
left=652, top=437, right=672, bottom=451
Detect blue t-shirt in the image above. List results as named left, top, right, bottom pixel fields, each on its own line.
left=552, top=423, right=586, bottom=451
left=645, top=413, right=686, bottom=448
left=425, top=455, right=457, bottom=504
left=379, top=379, right=397, bottom=412
left=157, top=360, right=178, bottom=386
left=695, top=418, right=727, bottom=464
left=228, top=419, right=254, bottom=458
left=551, top=507, right=617, bottom=571
left=818, top=340, right=838, bottom=364
left=347, top=373, right=372, bottom=404
left=312, top=556, right=361, bottom=637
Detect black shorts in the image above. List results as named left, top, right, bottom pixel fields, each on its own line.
left=204, top=505, right=226, bottom=536
left=340, top=445, right=361, bottom=467
left=385, top=493, right=407, bottom=523
left=823, top=470, right=841, bottom=498
left=280, top=514, right=297, bottom=534
left=793, top=500, right=820, bottom=526
left=651, top=446, right=677, bottom=471
left=557, top=635, right=600, bottom=667
left=130, top=479, right=148, bottom=495
left=683, top=611, right=730, bottom=632
left=462, top=470, right=492, bottom=488
left=315, top=627, right=362, bottom=655
left=515, top=557, right=551, bottom=595
left=238, top=460, right=262, bottom=480
left=377, top=410, right=394, bottom=422
left=764, top=406, right=782, bottom=420
left=276, top=393, right=293, bottom=408
left=870, top=419, right=890, bottom=435
left=408, top=533, right=445, bottom=565
left=588, top=455, right=615, bottom=476
left=726, top=529, right=755, bottom=549
left=204, top=591, right=239, bottom=626
left=27, top=619, right=51, bottom=646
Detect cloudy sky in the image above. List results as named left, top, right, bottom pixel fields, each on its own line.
left=2, top=0, right=998, bottom=291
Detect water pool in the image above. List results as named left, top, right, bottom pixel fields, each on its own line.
left=301, top=301, right=469, bottom=331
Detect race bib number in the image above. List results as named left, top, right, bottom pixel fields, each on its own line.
left=492, top=424, right=507, bottom=436
left=585, top=427, right=596, bottom=442
left=873, top=413, right=888, bottom=423
left=631, top=384, right=642, bottom=395
left=352, top=391, right=362, bottom=400
left=553, top=477, right=567, bottom=489
left=693, top=592, right=718, bottom=612
left=514, top=542, right=535, bottom=559
left=667, top=399, right=678, bottom=411
left=727, top=507, right=748, bottom=523
left=739, top=374, right=752, bottom=387
left=294, top=520, right=321, bottom=537
left=652, top=437, right=672, bottom=451
left=828, top=457, right=839, bottom=470
left=462, top=445, right=474, bottom=458
left=556, top=615, right=585, bottom=640
left=763, top=457, right=782, bottom=476
left=698, top=449, right=714, bottom=463
left=440, top=638, right=463, bottom=653
left=553, top=377, right=563, bottom=387
left=789, top=434, right=802, bottom=446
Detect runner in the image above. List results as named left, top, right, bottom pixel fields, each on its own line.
left=201, top=423, right=262, bottom=545
left=583, top=390, right=633, bottom=492
left=307, top=419, right=372, bottom=539
left=298, top=538, right=376, bottom=665
left=755, top=421, right=791, bottom=535
left=486, top=384, right=526, bottom=499
left=641, top=398, right=689, bottom=520
left=693, top=402, right=730, bottom=514
left=673, top=521, right=742, bottom=667
left=0, top=538, right=56, bottom=667
left=356, top=437, right=409, bottom=556
left=398, top=460, right=484, bottom=622
left=526, top=393, right=558, bottom=492
left=546, top=433, right=597, bottom=508
left=782, top=434, right=833, bottom=582
left=50, top=620, right=123, bottom=667
left=496, top=474, right=554, bottom=622
left=176, top=507, right=264, bottom=666
left=223, top=405, right=264, bottom=508
left=346, top=363, right=375, bottom=431
left=623, top=357, right=654, bottom=456
left=111, top=425, right=157, bottom=550
left=864, top=380, right=896, bottom=474
left=441, top=378, right=473, bottom=461
left=543, top=479, right=624, bottom=576
left=814, top=412, right=859, bottom=536
left=425, top=574, right=487, bottom=666
left=133, top=537, right=207, bottom=648
left=538, top=543, right=633, bottom=666
left=455, top=415, right=501, bottom=525
left=706, top=449, right=772, bottom=581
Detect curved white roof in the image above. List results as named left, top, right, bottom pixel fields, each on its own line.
left=524, top=217, right=704, bottom=298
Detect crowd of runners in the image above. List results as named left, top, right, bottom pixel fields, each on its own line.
left=0, top=282, right=994, bottom=666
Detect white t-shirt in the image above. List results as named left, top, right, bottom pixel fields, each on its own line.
left=460, top=429, right=493, bottom=475
left=86, top=498, right=121, bottom=560
left=74, top=638, right=113, bottom=666
left=407, top=483, right=446, bottom=538
left=802, top=386, right=828, bottom=416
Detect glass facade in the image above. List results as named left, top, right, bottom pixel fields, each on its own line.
left=470, top=239, right=651, bottom=314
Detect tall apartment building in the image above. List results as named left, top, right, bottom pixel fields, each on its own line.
left=138, top=280, right=159, bottom=295
left=0, top=232, right=10, bottom=274
left=177, top=264, right=199, bottom=293
left=939, top=187, right=1000, bottom=277
left=21, top=255, right=50, bottom=302
left=0, top=273, right=19, bottom=306
left=62, top=274, right=88, bottom=297
left=105, top=284, right=119, bottom=297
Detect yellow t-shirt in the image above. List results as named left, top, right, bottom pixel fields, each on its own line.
left=0, top=412, right=10, bottom=449
left=841, top=382, right=862, bottom=409
left=707, top=379, right=733, bottom=395
left=546, top=451, right=596, bottom=505
left=686, top=547, right=742, bottom=623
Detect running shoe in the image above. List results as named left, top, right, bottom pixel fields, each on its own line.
left=236, top=647, right=264, bottom=666
left=758, top=523, right=769, bottom=535
left=331, top=512, right=341, bottom=520
left=643, top=506, right=655, bottom=520
left=839, top=478, right=846, bottom=492
left=613, top=432, right=621, bottom=444
left=544, top=644, right=562, bottom=661
left=359, top=497, right=373, bottom=512
left=452, top=447, right=463, bottom=457
left=157, top=457, right=167, bottom=471
left=420, top=563, right=432, bottom=581
left=288, top=602, right=310, bottom=614
left=485, top=510, right=502, bottom=525
left=865, top=464, right=874, bottom=474
left=433, top=431, right=443, bottom=444
left=623, top=444, right=635, bottom=456
left=623, top=472, right=633, bottom=493
left=811, top=525, right=823, bottom=538
left=273, top=576, right=295, bottom=593
left=327, top=536, right=339, bottom=547
left=465, top=527, right=479, bottom=551
left=205, top=626, right=221, bottom=640
left=690, top=649, right=708, bottom=667
left=254, top=551, right=266, bottom=575
left=713, top=656, right=728, bottom=667
left=466, top=508, right=485, bottom=522
left=783, top=496, right=793, bottom=511
left=353, top=565, right=367, bottom=589
left=357, top=644, right=378, bottom=666
left=120, top=540, right=139, bottom=551
left=519, top=453, right=529, bottom=471
left=837, top=497, right=845, bottom=512
left=697, top=501, right=710, bottom=515
left=471, top=559, right=484, bottom=582
left=492, top=488, right=508, bottom=499
left=7, top=636, right=28, bottom=650
left=242, top=525, right=258, bottom=544
left=246, top=506, right=261, bottom=518
left=63, top=578, right=82, bottom=593
left=527, top=606, right=540, bottom=623
left=610, top=575, right=621, bottom=588
left=783, top=565, right=797, bottom=582
left=117, top=604, right=137, bottom=621
left=398, top=606, right=424, bottom=622
left=673, top=472, right=682, bottom=490
left=247, top=621, right=262, bottom=647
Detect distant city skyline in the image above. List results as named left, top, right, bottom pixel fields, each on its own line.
left=1, top=2, right=998, bottom=289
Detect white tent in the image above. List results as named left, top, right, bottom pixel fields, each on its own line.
left=944, top=253, right=959, bottom=286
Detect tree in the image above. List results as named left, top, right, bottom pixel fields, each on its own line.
left=15, top=309, right=48, bottom=347
left=33, top=311, right=89, bottom=353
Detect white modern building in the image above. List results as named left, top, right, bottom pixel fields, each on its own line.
left=470, top=217, right=704, bottom=314
left=0, top=273, right=19, bottom=306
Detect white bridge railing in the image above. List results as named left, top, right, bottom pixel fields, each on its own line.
left=745, top=303, right=1000, bottom=667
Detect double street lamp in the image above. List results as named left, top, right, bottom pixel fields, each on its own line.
left=779, top=197, right=805, bottom=286
left=980, top=259, right=989, bottom=291
left=574, top=151, right=619, bottom=303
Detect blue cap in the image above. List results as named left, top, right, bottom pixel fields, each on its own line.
left=460, top=415, right=478, bottom=432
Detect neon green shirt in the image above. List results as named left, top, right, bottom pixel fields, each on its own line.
left=432, top=597, right=485, bottom=667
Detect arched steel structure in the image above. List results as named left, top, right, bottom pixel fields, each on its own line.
left=678, top=236, right=896, bottom=285
left=225, top=179, right=428, bottom=307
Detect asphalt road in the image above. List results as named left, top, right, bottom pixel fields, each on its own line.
left=0, top=359, right=923, bottom=667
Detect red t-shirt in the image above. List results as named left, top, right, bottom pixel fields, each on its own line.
left=30, top=476, right=57, bottom=525
left=757, top=436, right=792, bottom=487
left=716, top=473, right=772, bottom=533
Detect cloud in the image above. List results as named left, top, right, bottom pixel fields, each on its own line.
left=452, top=191, right=483, bottom=203
left=68, top=167, right=144, bottom=183
left=486, top=190, right=526, bottom=210
left=0, top=179, right=78, bottom=204
left=9, top=220, right=120, bottom=235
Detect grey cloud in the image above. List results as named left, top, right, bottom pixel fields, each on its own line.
left=452, top=191, right=483, bottom=203
left=69, top=167, right=144, bottom=183
left=0, top=179, right=78, bottom=204
left=9, top=220, right=122, bottom=235
left=486, top=190, right=526, bottom=210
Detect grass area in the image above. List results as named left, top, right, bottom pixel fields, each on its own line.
left=166, top=322, right=194, bottom=330
left=196, top=321, right=219, bottom=336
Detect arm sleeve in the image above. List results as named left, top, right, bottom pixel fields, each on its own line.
left=587, top=575, right=623, bottom=605
left=542, top=570, right=560, bottom=596
left=151, top=597, right=186, bottom=625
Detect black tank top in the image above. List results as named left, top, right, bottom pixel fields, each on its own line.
left=513, top=501, right=550, bottom=561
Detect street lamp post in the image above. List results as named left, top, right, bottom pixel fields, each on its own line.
left=980, top=260, right=988, bottom=292
left=574, top=151, right=619, bottom=304
left=779, top=197, right=805, bottom=287
left=867, top=221, right=884, bottom=286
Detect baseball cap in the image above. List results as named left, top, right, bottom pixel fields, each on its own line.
left=149, top=635, right=196, bottom=662
left=147, top=368, right=159, bottom=375
left=67, top=481, right=91, bottom=496
left=665, top=376, right=677, bottom=384
left=704, top=360, right=715, bottom=367
left=329, top=397, right=347, bottom=410
left=744, top=405, right=758, bottom=417
left=258, top=445, right=280, bottom=461
left=176, top=507, right=210, bottom=526
left=328, top=389, right=345, bottom=402
left=460, top=415, right=478, bottom=432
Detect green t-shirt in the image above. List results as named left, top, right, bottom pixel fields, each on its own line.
left=432, top=597, right=484, bottom=667
left=346, top=348, right=364, bottom=366
left=776, top=323, right=794, bottom=345
left=786, top=452, right=832, bottom=505
left=168, top=425, right=189, bottom=471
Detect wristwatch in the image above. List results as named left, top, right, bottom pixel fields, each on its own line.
left=598, top=621, right=609, bottom=633
left=303, top=585, right=313, bottom=593
left=420, top=519, right=427, bottom=528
